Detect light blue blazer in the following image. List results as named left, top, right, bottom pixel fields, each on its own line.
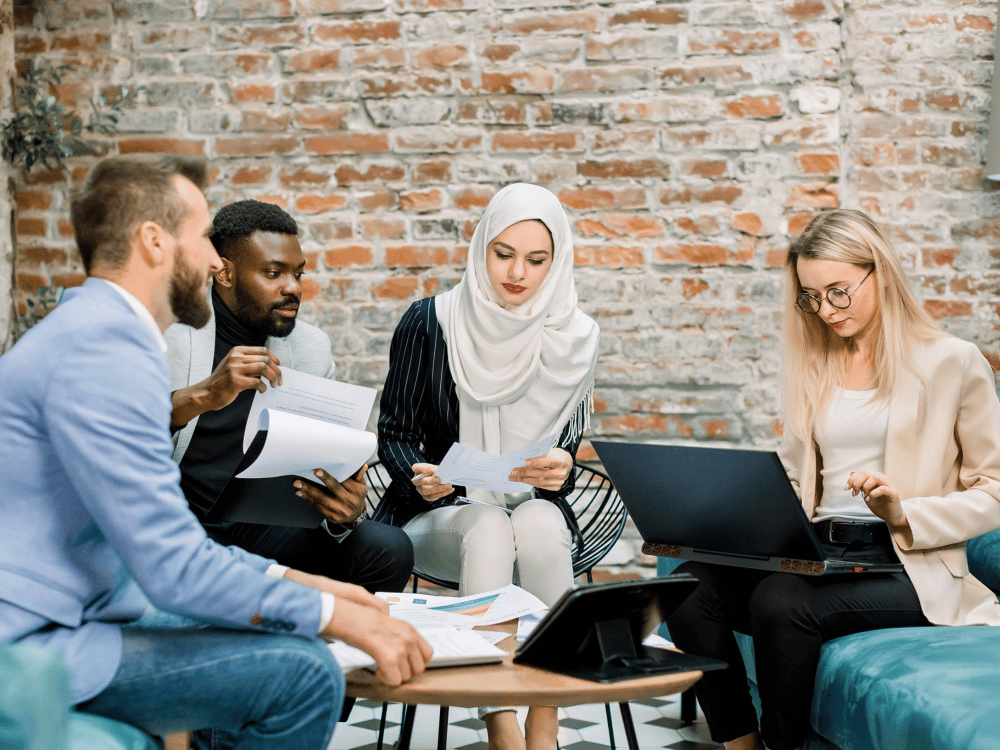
left=0, top=279, right=324, bottom=704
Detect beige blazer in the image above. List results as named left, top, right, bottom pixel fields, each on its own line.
left=780, top=335, right=1000, bottom=626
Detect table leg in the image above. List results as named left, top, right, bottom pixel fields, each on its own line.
left=604, top=703, right=616, bottom=750
left=376, top=702, right=389, bottom=750
left=680, top=689, right=696, bottom=726
left=619, top=703, right=640, bottom=750
left=394, top=705, right=417, bottom=750
left=437, top=706, right=450, bottom=750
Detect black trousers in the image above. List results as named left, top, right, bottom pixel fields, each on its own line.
left=208, top=519, right=414, bottom=594
left=666, top=545, right=930, bottom=750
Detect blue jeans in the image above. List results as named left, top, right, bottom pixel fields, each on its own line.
left=76, top=625, right=344, bottom=750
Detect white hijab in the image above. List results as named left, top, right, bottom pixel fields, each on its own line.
left=436, top=183, right=599, bottom=502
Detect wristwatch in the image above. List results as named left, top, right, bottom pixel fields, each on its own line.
left=344, top=512, right=366, bottom=530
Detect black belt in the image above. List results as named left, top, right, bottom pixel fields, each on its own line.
left=815, top=519, right=891, bottom=545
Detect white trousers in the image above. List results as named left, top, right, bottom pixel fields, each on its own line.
left=403, top=499, right=575, bottom=607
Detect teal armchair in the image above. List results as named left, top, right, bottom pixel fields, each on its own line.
left=0, top=644, right=160, bottom=750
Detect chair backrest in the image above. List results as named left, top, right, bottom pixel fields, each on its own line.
left=363, top=460, right=628, bottom=583
left=565, top=462, right=628, bottom=578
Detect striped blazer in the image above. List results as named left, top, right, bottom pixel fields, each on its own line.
left=374, top=296, right=585, bottom=535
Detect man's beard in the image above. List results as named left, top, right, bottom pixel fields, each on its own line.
left=169, top=252, right=212, bottom=328
left=233, top=282, right=298, bottom=339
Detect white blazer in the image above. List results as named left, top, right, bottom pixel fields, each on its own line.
left=780, top=335, right=1000, bottom=626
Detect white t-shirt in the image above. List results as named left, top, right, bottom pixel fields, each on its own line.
left=812, top=388, right=888, bottom=523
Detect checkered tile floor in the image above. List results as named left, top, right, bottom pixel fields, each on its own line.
left=333, top=696, right=722, bottom=750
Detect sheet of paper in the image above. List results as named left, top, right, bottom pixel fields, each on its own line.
left=243, top=368, right=376, bottom=452
left=435, top=434, right=558, bottom=494
left=326, top=628, right=506, bottom=673
left=235, top=408, right=377, bottom=483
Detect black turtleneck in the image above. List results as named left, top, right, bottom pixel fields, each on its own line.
left=179, top=288, right=268, bottom=520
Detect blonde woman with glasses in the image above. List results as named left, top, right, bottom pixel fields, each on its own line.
left=664, top=209, right=1000, bottom=750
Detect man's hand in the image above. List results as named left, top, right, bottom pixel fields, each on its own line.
left=411, top=463, right=454, bottom=502
left=321, top=597, right=433, bottom=686
left=171, top=346, right=282, bottom=429
left=282, top=568, right=389, bottom=615
left=508, top=447, right=573, bottom=491
left=294, top=465, right=368, bottom=524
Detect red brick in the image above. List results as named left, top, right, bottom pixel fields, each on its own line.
left=51, top=272, right=86, bottom=289
left=562, top=68, right=654, bottom=93
left=17, top=190, right=52, bottom=211
left=234, top=84, right=276, bottom=103
left=51, top=31, right=112, bottom=53
left=484, top=44, right=519, bottom=62
left=16, top=35, right=46, bottom=54
left=354, top=46, right=407, bottom=68
left=294, top=105, right=354, bottom=130
left=474, top=70, right=554, bottom=95
left=782, top=0, right=826, bottom=21
left=684, top=159, right=727, bottom=177
left=414, top=44, right=468, bottom=68
left=703, top=419, right=732, bottom=439
left=725, top=94, right=782, bottom=118
left=57, top=219, right=73, bottom=238
left=660, top=185, right=743, bottom=205
left=400, top=190, right=443, bottom=211
left=922, top=248, right=959, bottom=267
left=358, top=190, right=399, bottom=210
left=119, top=138, right=205, bottom=156
left=504, top=12, right=599, bottom=35
left=286, top=49, right=341, bottom=73
left=17, top=272, right=49, bottom=292
left=279, top=167, right=331, bottom=187
left=926, top=92, right=962, bottom=110
left=787, top=213, right=818, bottom=236
left=315, top=20, right=402, bottom=42
left=676, top=216, right=722, bottom=235
left=609, top=8, right=686, bottom=26
left=578, top=159, right=669, bottom=179
left=574, top=215, right=664, bottom=239
left=661, top=64, right=753, bottom=87
left=491, top=132, right=582, bottom=151
left=305, top=133, right=389, bottom=155
left=454, top=187, right=494, bottom=209
left=593, top=128, right=658, bottom=152
left=231, top=166, right=272, bottom=185
left=310, top=222, right=353, bottom=241
left=924, top=300, right=972, bottom=319
left=300, top=278, right=321, bottom=302
left=786, top=182, right=839, bottom=208
left=732, top=213, right=763, bottom=236
left=295, top=194, right=348, bottom=213
left=413, top=160, right=452, bottom=183
left=656, top=244, right=753, bottom=265
left=325, top=246, right=373, bottom=267
left=240, top=110, right=294, bottom=132
left=215, top=136, right=298, bottom=157
left=683, top=279, right=709, bottom=299
left=794, top=153, right=840, bottom=174
left=574, top=246, right=645, bottom=266
left=689, top=31, right=780, bottom=55
left=395, top=132, right=481, bottom=152
left=374, top=278, right=419, bottom=299
left=386, top=246, right=465, bottom=265
left=599, top=414, right=668, bottom=435
left=362, top=219, right=407, bottom=240
left=955, top=13, right=993, bottom=31
left=16, top=246, right=68, bottom=266
left=559, top=188, right=647, bottom=210
left=218, top=23, right=305, bottom=47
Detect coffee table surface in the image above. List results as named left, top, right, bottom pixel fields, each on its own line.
left=344, top=622, right=702, bottom=708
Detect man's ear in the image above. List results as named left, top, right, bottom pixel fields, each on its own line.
left=215, top=256, right=236, bottom=288
left=134, top=220, right=169, bottom=268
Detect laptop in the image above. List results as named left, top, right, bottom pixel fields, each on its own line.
left=591, top=441, right=904, bottom=576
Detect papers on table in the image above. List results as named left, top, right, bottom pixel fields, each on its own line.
left=235, top=368, right=377, bottom=483
left=380, top=584, right=548, bottom=628
left=435, top=434, right=558, bottom=494
left=328, top=628, right=507, bottom=673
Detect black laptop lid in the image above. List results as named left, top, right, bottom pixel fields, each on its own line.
left=592, top=441, right=826, bottom=562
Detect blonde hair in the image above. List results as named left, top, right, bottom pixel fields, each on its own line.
left=782, top=209, right=942, bottom=442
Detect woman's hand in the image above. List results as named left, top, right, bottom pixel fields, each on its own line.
left=509, top=447, right=573, bottom=491
left=845, top=470, right=908, bottom=528
left=411, top=463, right=454, bottom=502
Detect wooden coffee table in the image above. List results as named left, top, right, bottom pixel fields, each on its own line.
left=345, top=622, right=704, bottom=750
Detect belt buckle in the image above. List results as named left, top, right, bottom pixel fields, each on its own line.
left=828, top=520, right=857, bottom=544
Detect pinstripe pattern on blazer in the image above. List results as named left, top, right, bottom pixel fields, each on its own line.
left=374, top=297, right=585, bottom=532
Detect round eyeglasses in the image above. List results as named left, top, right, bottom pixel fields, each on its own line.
left=796, top=266, right=874, bottom=314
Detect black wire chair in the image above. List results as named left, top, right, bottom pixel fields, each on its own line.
left=363, top=460, right=637, bottom=750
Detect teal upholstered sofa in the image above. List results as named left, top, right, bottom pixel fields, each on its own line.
left=659, top=529, right=1000, bottom=750
left=0, top=644, right=159, bottom=750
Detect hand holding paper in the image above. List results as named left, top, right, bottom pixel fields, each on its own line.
left=434, top=434, right=558, bottom=494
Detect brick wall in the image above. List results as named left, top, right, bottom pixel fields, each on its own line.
left=10, top=0, right=1000, bottom=576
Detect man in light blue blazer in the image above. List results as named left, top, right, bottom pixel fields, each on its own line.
left=0, top=154, right=430, bottom=749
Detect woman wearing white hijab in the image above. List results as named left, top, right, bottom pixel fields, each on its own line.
left=375, top=183, right=600, bottom=750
